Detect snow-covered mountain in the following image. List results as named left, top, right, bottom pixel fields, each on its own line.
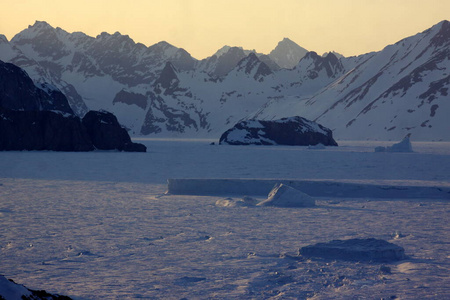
left=2, top=21, right=197, bottom=116
left=1, top=20, right=449, bottom=140
left=252, top=21, right=450, bottom=141
left=0, top=21, right=295, bottom=137
left=141, top=52, right=276, bottom=136
left=196, top=46, right=248, bottom=78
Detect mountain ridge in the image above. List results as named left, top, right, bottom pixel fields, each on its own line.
left=0, top=20, right=448, bottom=141
left=250, top=20, right=450, bottom=141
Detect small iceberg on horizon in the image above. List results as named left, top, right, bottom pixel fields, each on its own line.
left=375, top=135, right=413, bottom=153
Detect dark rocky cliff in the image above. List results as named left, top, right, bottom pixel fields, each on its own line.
left=0, top=60, right=146, bottom=152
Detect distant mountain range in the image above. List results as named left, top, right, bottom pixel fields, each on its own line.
left=0, top=20, right=448, bottom=141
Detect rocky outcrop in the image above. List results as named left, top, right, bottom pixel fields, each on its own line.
left=153, top=62, right=181, bottom=95
left=0, top=60, right=146, bottom=152
left=299, top=238, right=406, bottom=262
left=0, top=60, right=73, bottom=114
left=82, top=110, right=146, bottom=152
left=113, top=89, right=148, bottom=110
left=0, top=108, right=93, bottom=151
left=219, top=116, right=338, bottom=146
left=0, top=108, right=147, bottom=152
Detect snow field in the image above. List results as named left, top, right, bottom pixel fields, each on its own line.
left=0, top=140, right=449, bottom=299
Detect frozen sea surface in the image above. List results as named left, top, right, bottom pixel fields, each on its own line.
left=0, top=140, right=449, bottom=299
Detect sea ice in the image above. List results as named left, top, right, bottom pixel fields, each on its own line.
left=0, top=139, right=449, bottom=299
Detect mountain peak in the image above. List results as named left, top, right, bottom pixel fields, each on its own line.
left=152, top=41, right=175, bottom=49
left=11, top=21, right=57, bottom=43
left=212, top=45, right=255, bottom=59
left=246, top=52, right=258, bottom=60
left=435, top=19, right=450, bottom=28
left=148, top=41, right=178, bottom=55
left=236, top=52, right=260, bottom=68
left=225, top=47, right=247, bottom=56
left=0, top=34, right=8, bottom=43
left=207, top=46, right=247, bottom=77
left=297, top=51, right=344, bottom=78
left=269, top=38, right=308, bottom=69
left=279, top=37, right=296, bottom=45
left=29, top=20, right=53, bottom=30
left=302, top=51, right=320, bottom=60
left=10, top=21, right=72, bottom=60
left=23, top=21, right=58, bottom=37
left=322, top=52, right=340, bottom=68
left=113, top=31, right=124, bottom=37
left=431, top=19, right=450, bottom=47
left=95, top=31, right=137, bottom=50
left=322, top=51, right=344, bottom=59
left=213, top=45, right=233, bottom=58
left=234, top=53, right=272, bottom=81
left=97, top=31, right=129, bottom=40
left=146, top=41, right=196, bottom=71
left=156, top=41, right=171, bottom=46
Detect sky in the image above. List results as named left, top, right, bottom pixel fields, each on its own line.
left=1, top=0, right=449, bottom=59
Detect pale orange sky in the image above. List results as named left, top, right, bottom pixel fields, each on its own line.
left=1, top=0, right=449, bottom=59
